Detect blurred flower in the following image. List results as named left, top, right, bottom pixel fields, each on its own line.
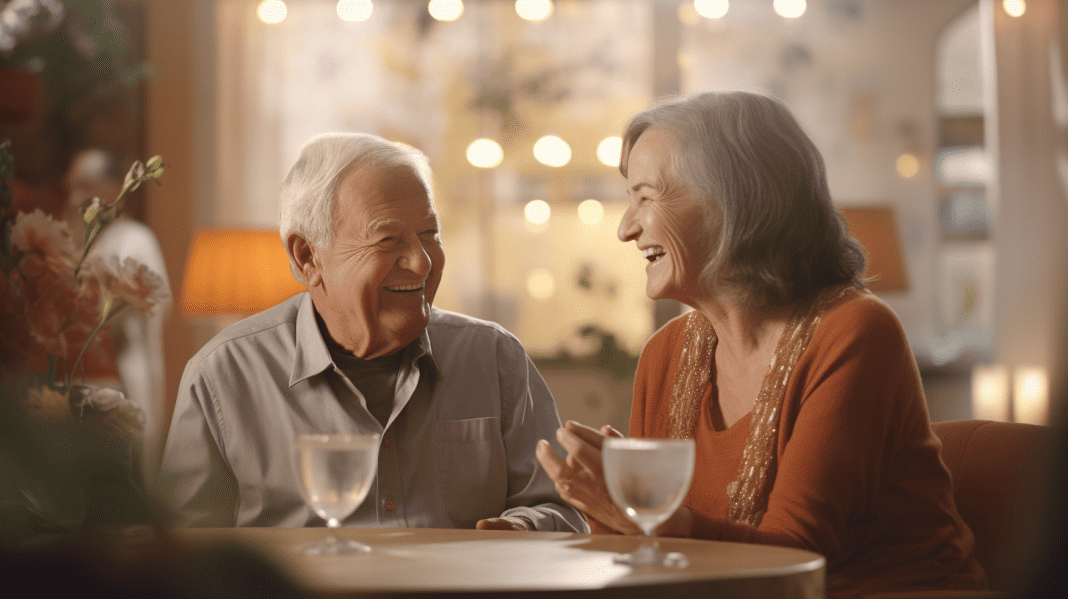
left=10, top=209, right=77, bottom=275
left=122, top=160, right=146, bottom=195
left=84, top=253, right=169, bottom=316
left=145, top=155, right=163, bottom=173
left=73, top=384, right=145, bottom=434
left=22, top=386, right=72, bottom=425
left=82, top=196, right=102, bottom=224
left=1, top=151, right=166, bottom=421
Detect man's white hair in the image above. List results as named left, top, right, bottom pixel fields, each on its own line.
left=278, top=132, right=433, bottom=250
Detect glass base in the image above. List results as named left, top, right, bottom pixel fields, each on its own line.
left=303, top=535, right=372, bottom=556
left=613, top=542, right=688, bottom=568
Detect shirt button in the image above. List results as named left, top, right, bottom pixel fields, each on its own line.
left=385, top=501, right=395, bottom=511
left=382, top=439, right=391, bottom=448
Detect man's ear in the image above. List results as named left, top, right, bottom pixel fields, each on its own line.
left=286, top=233, right=323, bottom=288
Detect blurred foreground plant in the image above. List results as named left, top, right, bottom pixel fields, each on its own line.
left=0, top=137, right=167, bottom=547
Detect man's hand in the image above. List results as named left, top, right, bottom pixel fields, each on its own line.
left=476, top=516, right=535, bottom=531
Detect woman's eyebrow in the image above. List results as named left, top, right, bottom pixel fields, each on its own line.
left=631, top=181, right=657, bottom=194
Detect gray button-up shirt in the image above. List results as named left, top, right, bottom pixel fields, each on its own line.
left=159, top=293, right=587, bottom=532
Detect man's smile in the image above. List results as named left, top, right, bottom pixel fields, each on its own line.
left=384, top=281, right=426, bottom=293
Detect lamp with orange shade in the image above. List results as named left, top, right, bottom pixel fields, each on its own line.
left=838, top=206, right=909, bottom=293
left=180, top=228, right=306, bottom=317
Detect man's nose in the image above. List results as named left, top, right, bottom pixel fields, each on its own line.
left=399, top=241, right=432, bottom=275
left=617, top=203, right=640, bottom=242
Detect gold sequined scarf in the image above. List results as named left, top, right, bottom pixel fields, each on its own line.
left=666, top=285, right=852, bottom=527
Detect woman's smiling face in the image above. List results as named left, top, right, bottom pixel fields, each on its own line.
left=617, top=128, right=711, bottom=305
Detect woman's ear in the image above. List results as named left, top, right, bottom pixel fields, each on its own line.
left=286, top=233, right=322, bottom=288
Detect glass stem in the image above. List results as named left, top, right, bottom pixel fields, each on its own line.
left=636, top=527, right=660, bottom=562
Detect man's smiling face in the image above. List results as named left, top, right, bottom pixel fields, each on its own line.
left=309, top=162, right=444, bottom=358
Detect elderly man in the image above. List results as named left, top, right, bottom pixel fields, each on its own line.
left=160, top=133, right=587, bottom=532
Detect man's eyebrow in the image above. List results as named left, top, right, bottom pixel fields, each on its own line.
left=367, top=218, right=402, bottom=235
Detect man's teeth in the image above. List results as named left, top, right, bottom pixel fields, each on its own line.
left=386, top=282, right=425, bottom=291
left=642, top=247, right=666, bottom=261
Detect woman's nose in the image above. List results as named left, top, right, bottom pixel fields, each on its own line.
left=617, top=203, right=640, bottom=242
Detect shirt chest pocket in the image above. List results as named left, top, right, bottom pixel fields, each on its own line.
left=433, top=417, right=507, bottom=527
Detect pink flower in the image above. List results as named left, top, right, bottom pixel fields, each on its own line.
left=20, top=261, right=87, bottom=357
left=10, top=210, right=78, bottom=276
left=83, top=254, right=169, bottom=315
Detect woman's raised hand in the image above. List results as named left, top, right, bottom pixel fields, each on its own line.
left=535, top=421, right=640, bottom=535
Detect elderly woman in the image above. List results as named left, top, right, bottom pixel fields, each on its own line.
left=535, top=91, right=986, bottom=597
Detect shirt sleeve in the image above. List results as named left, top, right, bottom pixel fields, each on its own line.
left=495, top=337, right=590, bottom=533
left=157, top=357, right=239, bottom=527
left=688, top=300, right=922, bottom=557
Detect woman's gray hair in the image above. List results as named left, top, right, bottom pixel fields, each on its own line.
left=619, top=91, right=866, bottom=309
left=278, top=132, right=433, bottom=249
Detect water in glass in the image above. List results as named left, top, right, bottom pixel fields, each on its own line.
left=293, top=433, right=380, bottom=555
left=602, top=437, right=695, bottom=567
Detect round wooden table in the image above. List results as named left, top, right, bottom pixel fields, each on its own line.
left=178, top=527, right=825, bottom=598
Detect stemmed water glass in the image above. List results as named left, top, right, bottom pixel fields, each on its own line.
left=601, top=437, right=696, bottom=568
left=293, top=433, right=380, bottom=556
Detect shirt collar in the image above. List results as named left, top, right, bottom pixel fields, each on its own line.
left=289, top=294, right=439, bottom=386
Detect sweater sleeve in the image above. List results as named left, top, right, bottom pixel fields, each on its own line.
left=689, top=298, right=922, bottom=558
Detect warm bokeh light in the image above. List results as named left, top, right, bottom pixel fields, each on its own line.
left=596, top=136, right=622, bottom=167
left=1003, top=0, right=1025, bottom=17
left=677, top=52, right=694, bottom=70
left=677, top=2, right=700, bottom=25
left=466, top=138, right=504, bottom=168
left=526, top=268, right=556, bottom=299
left=524, top=199, right=551, bottom=225
left=533, top=135, right=571, bottom=167
left=694, top=0, right=729, bottom=19
left=971, top=364, right=1010, bottom=421
left=577, top=199, right=604, bottom=225
left=896, top=153, right=920, bottom=178
left=337, top=0, right=373, bottom=22
left=257, top=0, right=287, bottom=24
left=516, top=0, right=553, bottom=21
left=1013, top=366, right=1048, bottom=425
left=773, top=0, right=806, bottom=19
left=429, top=0, right=464, bottom=22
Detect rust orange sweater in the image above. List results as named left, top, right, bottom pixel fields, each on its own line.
left=596, top=290, right=986, bottom=598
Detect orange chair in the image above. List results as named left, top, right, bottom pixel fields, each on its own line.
left=931, top=420, right=1050, bottom=593
left=868, top=420, right=1050, bottom=599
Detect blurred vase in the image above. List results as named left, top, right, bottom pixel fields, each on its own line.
left=0, top=382, right=155, bottom=550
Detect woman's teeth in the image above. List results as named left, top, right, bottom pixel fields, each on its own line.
left=386, top=282, right=425, bottom=292
left=642, top=247, right=666, bottom=263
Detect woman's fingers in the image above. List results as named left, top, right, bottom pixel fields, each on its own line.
left=600, top=424, right=624, bottom=438
left=564, top=420, right=610, bottom=449
left=537, top=440, right=595, bottom=505
left=556, top=428, right=605, bottom=479
left=536, top=439, right=569, bottom=482
left=537, top=436, right=639, bottom=535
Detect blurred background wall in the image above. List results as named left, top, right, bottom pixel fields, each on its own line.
left=2, top=0, right=1065, bottom=447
